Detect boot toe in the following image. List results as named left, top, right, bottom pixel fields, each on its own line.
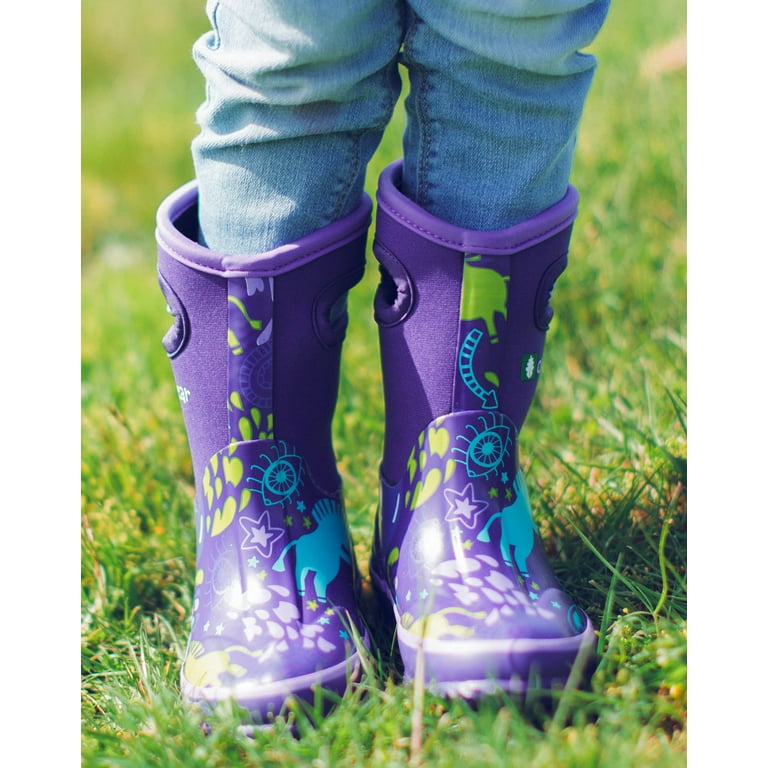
left=388, top=572, right=594, bottom=695
left=181, top=618, right=366, bottom=722
left=371, top=411, right=594, bottom=696
left=183, top=441, right=368, bottom=723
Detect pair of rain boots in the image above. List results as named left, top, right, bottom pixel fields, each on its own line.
left=155, top=160, right=594, bottom=724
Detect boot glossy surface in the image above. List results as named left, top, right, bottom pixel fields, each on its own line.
left=156, top=182, right=371, bottom=722
left=371, top=412, right=594, bottom=697
left=371, top=161, right=594, bottom=697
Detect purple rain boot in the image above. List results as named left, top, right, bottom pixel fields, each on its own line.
left=155, top=182, right=371, bottom=724
left=369, top=161, right=595, bottom=699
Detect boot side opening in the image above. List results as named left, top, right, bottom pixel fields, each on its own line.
left=372, top=241, right=414, bottom=327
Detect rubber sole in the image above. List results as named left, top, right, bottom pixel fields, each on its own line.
left=182, top=646, right=365, bottom=726
left=372, top=570, right=595, bottom=698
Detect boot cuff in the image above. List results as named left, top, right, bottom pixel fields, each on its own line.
left=376, top=161, right=578, bottom=256
left=156, top=181, right=372, bottom=278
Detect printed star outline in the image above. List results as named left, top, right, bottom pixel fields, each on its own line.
left=443, top=483, right=488, bottom=530
left=239, top=509, right=285, bottom=557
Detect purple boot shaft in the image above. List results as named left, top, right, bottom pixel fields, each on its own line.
left=156, top=182, right=371, bottom=723
left=370, top=161, right=594, bottom=697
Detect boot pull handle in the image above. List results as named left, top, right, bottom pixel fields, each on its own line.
left=372, top=240, right=414, bottom=328
left=533, top=252, right=567, bottom=331
left=157, top=269, right=189, bottom=358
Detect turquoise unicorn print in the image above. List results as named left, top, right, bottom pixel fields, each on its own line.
left=273, top=498, right=352, bottom=602
left=476, top=470, right=536, bottom=577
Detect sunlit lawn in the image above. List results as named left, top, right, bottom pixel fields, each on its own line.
left=82, top=1, right=687, bottom=765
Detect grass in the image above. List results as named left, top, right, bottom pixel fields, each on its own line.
left=82, top=0, right=687, bottom=765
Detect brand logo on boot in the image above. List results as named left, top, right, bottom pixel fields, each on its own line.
left=520, top=354, right=541, bottom=382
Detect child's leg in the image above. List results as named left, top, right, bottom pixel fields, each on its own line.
left=157, top=0, right=404, bottom=723
left=191, top=0, right=403, bottom=254
left=371, top=0, right=610, bottom=695
left=401, top=0, right=610, bottom=229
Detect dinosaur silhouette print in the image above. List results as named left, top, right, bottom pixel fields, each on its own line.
left=460, top=257, right=509, bottom=343
left=183, top=640, right=263, bottom=687
left=476, top=471, right=537, bottom=577
left=273, top=498, right=352, bottom=602
left=401, top=607, right=488, bottom=640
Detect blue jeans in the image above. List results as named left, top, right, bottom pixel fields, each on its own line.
left=191, top=0, right=610, bottom=254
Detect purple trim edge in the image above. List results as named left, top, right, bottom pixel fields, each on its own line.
left=155, top=180, right=373, bottom=277
left=376, top=161, right=579, bottom=255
